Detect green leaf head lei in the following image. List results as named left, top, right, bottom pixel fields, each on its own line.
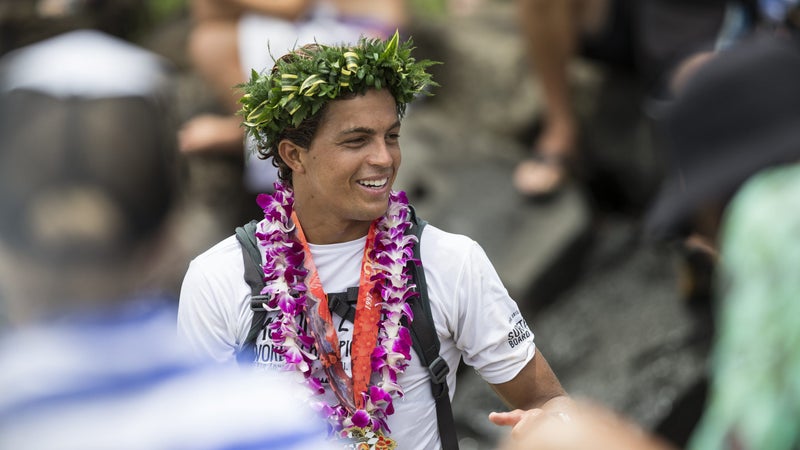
left=237, top=31, right=439, bottom=183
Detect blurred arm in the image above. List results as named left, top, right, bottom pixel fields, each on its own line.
left=192, top=0, right=315, bottom=22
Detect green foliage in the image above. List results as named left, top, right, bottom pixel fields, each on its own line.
left=145, top=0, right=186, bottom=22
left=237, top=31, right=439, bottom=149
left=409, top=0, right=448, bottom=18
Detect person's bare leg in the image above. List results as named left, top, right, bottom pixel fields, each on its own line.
left=179, top=114, right=244, bottom=154
left=523, top=0, right=579, bottom=153
left=182, top=17, right=246, bottom=155
left=187, top=18, right=243, bottom=113
left=514, top=0, right=609, bottom=197
left=514, top=0, right=579, bottom=197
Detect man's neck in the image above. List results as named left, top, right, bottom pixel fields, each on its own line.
left=293, top=209, right=373, bottom=245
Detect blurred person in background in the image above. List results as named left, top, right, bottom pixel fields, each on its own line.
left=512, top=0, right=758, bottom=201
left=645, top=18, right=800, bottom=450
left=0, top=28, right=332, bottom=450
left=683, top=160, right=800, bottom=450
left=514, top=0, right=799, bottom=326
left=0, top=0, right=147, bottom=56
left=497, top=19, right=800, bottom=450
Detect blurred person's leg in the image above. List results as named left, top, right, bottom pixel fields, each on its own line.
left=182, top=8, right=246, bottom=156
left=187, top=18, right=242, bottom=114
left=514, top=0, right=611, bottom=198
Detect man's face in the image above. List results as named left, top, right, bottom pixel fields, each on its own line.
left=292, top=88, right=401, bottom=232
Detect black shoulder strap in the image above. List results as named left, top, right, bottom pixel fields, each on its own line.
left=235, top=210, right=458, bottom=449
left=234, top=220, right=268, bottom=365
left=405, top=206, right=458, bottom=450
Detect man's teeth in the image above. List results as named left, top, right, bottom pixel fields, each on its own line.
left=359, top=179, right=388, bottom=188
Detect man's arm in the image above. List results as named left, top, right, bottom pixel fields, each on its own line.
left=488, top=349, right=572, bottom=432
left=488, top=351, right=678, bottom=450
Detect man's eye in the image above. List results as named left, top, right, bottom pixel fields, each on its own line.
left=344, top=137, right=366, bottom=146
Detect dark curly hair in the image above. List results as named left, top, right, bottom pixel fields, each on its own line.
left=255, top=44, right=339, bottom=186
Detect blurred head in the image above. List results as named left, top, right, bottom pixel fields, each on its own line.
left=645, top=32, right=800, bottom=246
left=0, top=29, right=178, bottom=322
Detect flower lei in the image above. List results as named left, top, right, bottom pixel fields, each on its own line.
left=254, top=182, right=418, bottom=449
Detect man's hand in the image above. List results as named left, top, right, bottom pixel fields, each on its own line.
left=489, top=395, right=573, bottom=439
left=488, top=408, right=539, bottom=427
left=490, top=408, right=561, bottom=439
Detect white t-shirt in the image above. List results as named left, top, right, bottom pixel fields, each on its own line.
left=178, top=222, right=536, bottom=449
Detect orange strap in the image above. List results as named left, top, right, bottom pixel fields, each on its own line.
left=292, top=213, right=381, bottom=410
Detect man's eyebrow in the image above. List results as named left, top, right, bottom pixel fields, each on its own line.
left=339, top=120, right=402, bottom=136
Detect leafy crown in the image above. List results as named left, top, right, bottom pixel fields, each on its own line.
left=237, top=31, right=438, bottom=150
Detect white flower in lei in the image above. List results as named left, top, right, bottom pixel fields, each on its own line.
left=254, top=182, right=418, bottom=449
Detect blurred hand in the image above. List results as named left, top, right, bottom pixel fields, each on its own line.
left=178, top=114, right=244, bottom=155
left=493, top=399, right=678, bottom=450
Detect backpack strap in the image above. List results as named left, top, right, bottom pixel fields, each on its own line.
left=235, top=220, right=268, bottom=365
left=405, top=206, right=458, bottom=450
left=235, top=209, right=458, bottom=449
left=327, top=287, right=359, bottom=323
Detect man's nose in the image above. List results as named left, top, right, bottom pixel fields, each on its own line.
left=367, top=140, right=394, bottom=166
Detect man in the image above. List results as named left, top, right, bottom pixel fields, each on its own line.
left=0, top=29, right=332, bottom=449
left=178, top=32, right=570, bottom=448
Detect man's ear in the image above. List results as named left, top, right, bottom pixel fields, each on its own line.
left=277, top=139, right=306, bottom=174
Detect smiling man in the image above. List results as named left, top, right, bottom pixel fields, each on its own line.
left=177, top=32, right=570, bottom=449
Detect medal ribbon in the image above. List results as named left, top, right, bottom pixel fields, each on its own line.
left=291, top=212, right=381, bottom=411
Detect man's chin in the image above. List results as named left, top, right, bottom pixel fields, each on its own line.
left=359, top=203, right=389, bottom=222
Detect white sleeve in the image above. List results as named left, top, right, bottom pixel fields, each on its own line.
left=450, top=240, right=536, bottom=384
left=177, top=239, right=251, bottom=363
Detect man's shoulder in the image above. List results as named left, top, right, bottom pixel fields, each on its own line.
left=418, top=223, right=478, bottom=253
left=190, top=234, right=243, bottom=269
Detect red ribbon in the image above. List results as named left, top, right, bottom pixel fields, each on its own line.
left=292, top=212, right=381, bottom=411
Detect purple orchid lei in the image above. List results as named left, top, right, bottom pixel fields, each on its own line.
left=254, top=182, right=418, bottom=446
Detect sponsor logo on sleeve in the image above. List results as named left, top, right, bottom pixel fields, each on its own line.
left=507, top=311, right=532, bottom=348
